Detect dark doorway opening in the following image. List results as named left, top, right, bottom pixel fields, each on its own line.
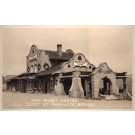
left=99, top=77, right=112, bottom=95
left=34, top=81, right=38, bottom=89
left=89, top=82, right=92, bottom=98
left=81, top=78, right=86, bottom=96
left=44, top=81, right=47, bottom=93
left=21, top=80, right=27, bottom=93
left=63, top=79, right=72, bottom=95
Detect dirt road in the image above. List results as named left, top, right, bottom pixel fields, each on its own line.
left=2, top=91, right=132, bottom=110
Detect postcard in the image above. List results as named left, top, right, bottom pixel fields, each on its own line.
left=1, top=26, right=134, bottom=110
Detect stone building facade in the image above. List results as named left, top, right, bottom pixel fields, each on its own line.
left=6, top=44, right=127, bottom=100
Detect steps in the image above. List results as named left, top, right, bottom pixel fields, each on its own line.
left=98, top=92, right=132, bottom=100
left=99, top=93, right=120, bottom=100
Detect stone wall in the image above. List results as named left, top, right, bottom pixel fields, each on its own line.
left=91, top=72, right=116, bottom=99
left=27, top=45, right=52, bottom=73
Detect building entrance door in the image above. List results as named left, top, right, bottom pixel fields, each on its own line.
left=99, top=77, right=112, bottom=95
left=82, top=78, right=91, bottom=96
left=21, top=80, right=27, bottom=93
left=44, top=81, right=47, bottom=93
left=63, top=79, right=72, bottom=95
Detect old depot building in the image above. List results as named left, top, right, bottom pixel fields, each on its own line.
left=6, top=44, right=127, bottom=99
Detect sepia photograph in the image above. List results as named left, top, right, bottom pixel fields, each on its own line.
left=1, top=1, right=135, bottom=135
left=2, top=26, right=133, bottom=110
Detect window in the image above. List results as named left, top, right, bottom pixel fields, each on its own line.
left=38, top=64, right=41, bottom=71
left=31, top=65, right=34, bottom=73
left=32, top=48, right=34, bottom=54
left=78, top=55, right=82, bottom=60
left=50, top=77, right=54, bottom=81
left=34, top=64, right=37, bottom=73
left=43, top=63, right=49, bottom=69
left=29, top=81, right=31, bottom=89
left=68, top=64, right=71, bottom=68
left=63, top=72, right=72, bottom=76
left=39, top=81, right=42, bottom=89
left=28, top=81, right=30, bottom=89
left=27, top=67, right=30, bottom=73
left=81, top=72, right=89, bottom=75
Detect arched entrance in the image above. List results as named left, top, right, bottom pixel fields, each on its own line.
left=99, top=77, right=112, bottom=95
left=63, top=78, right=72, bottom=95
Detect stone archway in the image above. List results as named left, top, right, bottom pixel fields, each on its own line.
left=63, top=78, right=72, bottom=95
left=99, top=76, right=112, bottom=95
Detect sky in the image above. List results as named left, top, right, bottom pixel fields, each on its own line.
left=2, top=26, right=133, bottom=76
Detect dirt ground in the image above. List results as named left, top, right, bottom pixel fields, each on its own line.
left=2, top=91, right=132, bottom=110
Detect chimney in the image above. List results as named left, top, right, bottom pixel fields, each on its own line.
left=57, top=44, right=62, bottom=56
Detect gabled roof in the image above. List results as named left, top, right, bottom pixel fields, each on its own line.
left=17, top=72, right=37, bottom=80
left=91, top=62, right=115, bottom=75
left=18, top=72, right=37, bottom=77
left=4, top=73, right=37, bottom=82
left=4, top=75, right=16, bottom=80
left=36, top=63, right=63, bottom=76
left=39, top=49, right=74, bottom=60
left=4, top=75, right=18, bottom=83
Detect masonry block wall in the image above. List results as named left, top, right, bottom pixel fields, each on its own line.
left=91, top=73, right=117, bottom=98
left=69, top=71, right=84, bottom=98
left=27, top=45, right=53, bottom=73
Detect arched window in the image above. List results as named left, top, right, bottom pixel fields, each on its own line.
left=38, top=64, right=41, bottom=71
left=32, top=48, right=34, bottom=54
left=78, top=55, right=82, bottom=60
left=43, top=63, right=49, bottom=69
left=68, top=64, right=71, bottom=68
left=27, top=67, right=30, bottom=73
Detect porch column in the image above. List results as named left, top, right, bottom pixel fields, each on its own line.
left=123, top=78, right=127, bottom=98
left=9, top=82, right=11, bottom=91
left=69, top=71, right=84, bottom=98
left=55, top=79, right=65, bottom=95
left=55, top=73, right=65, bottom=95
left=41, top=79, right=44, bottom=93
left=27, top=80, right=28, bottom=91
left=30, top=80, right=32, bottom=90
